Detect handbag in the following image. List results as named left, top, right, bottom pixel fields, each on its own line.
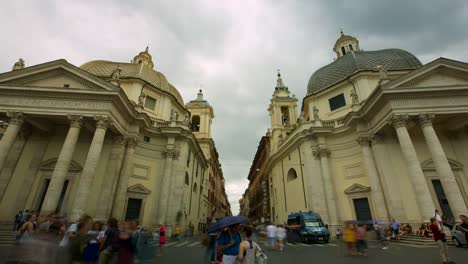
left=255, top=251, right=268, bottom=264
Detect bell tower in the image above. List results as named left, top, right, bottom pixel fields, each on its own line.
left=268, top=70, right=298, bottom=129
left=185, top=89, right=214, bottom=139
left=268, top=71, right=298, bottom=152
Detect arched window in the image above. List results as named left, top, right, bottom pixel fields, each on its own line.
left=349, top=44, right=354, bottom=51
left=341, top=46, right=346, bottom=56
left=191, top=115, right=200, bottom=132
left=185, top=172, right=189, bottom=185
left=287, top=168, right=298, bottom=181
left=193, top=183, right=198, bottom=193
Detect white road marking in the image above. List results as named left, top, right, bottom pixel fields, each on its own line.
left=175, top=241, right=190, bottom=247
left=299, top=243, right=313, bottom=247
left=165, top=242, right=178, bottom=247
left=328, top=243, right=338, bottom=247
left=313, top=244, right=325, bottom=247
left=286, top=243, right=297, bottom=247
left=188, top=242, right=201, bottom=247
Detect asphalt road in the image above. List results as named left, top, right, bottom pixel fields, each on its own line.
left=1, top=238, right=467, bottom=264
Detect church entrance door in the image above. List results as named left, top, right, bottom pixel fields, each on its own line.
left=125, top=198, right=142, bottom=220
left=38, top=179, right=69, bottom=213
left=431, top=180, right=454, bottom=219
left=353, top=198, right=372, bottom=222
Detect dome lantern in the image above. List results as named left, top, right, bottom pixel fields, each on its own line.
left=133, top=46, right=154, bottom=69
left=333, top=30, right=361, bottom=58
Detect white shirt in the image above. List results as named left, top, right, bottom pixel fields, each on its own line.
left=276, top=227, right=286, bottom=239
left=435, top=213, right=442, bottom=222
left=266, top=225, right=277, bottom=238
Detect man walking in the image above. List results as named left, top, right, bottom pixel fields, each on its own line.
left=429, top=217, right=455, bottom=264
left=435, top=209, right=443, bottom=228
left=266, top=224, right=277, bottom=249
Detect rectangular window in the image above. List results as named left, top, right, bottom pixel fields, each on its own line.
left=143, top=136, right=150, bottom=142
left=328, top=93, right=346, bottom=111
left=144, top=96, right=156, bottom=110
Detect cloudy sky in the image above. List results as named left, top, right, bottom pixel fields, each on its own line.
left=1, top=0, right=468, bottom=214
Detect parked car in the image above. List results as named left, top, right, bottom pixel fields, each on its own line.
left=451, top=225, right=467, bottom=247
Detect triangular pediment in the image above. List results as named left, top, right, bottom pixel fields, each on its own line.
left=127, top=184, right=151, bottom=194
left=344, top=183, right=370, bottom=194
left=40, top=158, right=82, bottom=171
left=383, top=58, right=468, bottom=90
left=0, top=59, right=119, bottom=91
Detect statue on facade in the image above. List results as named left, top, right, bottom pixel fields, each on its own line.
left=183, top=112, right=190, bottom=125
left=170, top=109, right=179, bottom=121
left=350, top=89, right=359, bottom=104
left=313, top=106, right=320, bottom=121
left=12, top=58, right=25, bottom=71
left=376, top=65, right=388, bottom=80
left=278, top=133, right=284, bottom=145
left=111, top=65, right=122, bottom=80
left=266, top=129, right=271, bottom=137
left=138, top=93, right=146, bottom=106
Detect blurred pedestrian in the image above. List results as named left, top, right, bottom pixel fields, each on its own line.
left=429, top=217, right=455, bottom=264
left=276, top=225, right=286, bottom=251
left=356, top=224, right=367, bottom=256
left=391, top=219, right=400, bottom=240
left=237, top=226, right=261, bottom=264
left=14, top=210, right=22, bottom=231
left=266, top=224, right=277, bottom=249
left=17, top=214, right=37, bottom=242
left=117, top=219, right=138, bottom=264
left=458, top=215, right=468, bottom=249
left=70, top=216, right=93, bottom=264
left=217, top=224, right=242, bottom=264
left=158, top=224, right=166, bottom=256
left=434, top=209, right=443, bottom=228
left=343, top=223, right=356, bottom=256
left=175, top=225, right=181, bottom=241
left=98, top=218, right=119, bottom=264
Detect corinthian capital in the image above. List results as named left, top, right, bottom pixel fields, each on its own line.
left=356, top=136, right=370, bottom=147
left=68, top=115, right=83, bottom=128
left=95, top=115, right=111, bottom=129
left=389, top=114, right=409, bottom=129
left=7, top=112, right=24, bottom=126
left=312, top=147, right=330, bottom=158
left=126, top=136, right=138, bottom=148
left=161, top=146, right=180, bottom=160
left=418, top=113, right=435, bottom=128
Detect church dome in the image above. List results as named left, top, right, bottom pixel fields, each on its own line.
left=80, top=48, right=184, bottom=104
left=307, top=48, right=422, bottom=95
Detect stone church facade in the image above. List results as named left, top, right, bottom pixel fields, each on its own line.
left=261, top=32, right=468, bottom=229
left=0, top=48, right=230, bottom=233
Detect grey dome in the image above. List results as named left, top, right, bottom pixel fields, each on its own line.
left=307, top=49, right=422, bottom=95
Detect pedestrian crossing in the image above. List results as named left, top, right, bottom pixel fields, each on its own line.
left=163, top=240, right=341, bottom=249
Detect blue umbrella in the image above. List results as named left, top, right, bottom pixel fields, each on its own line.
left=208, top=215, right=248, bottom=233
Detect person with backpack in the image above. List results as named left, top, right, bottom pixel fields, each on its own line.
left=98, top=218, right=120, bottom=264
left=237, top=225, right=263, bottom=264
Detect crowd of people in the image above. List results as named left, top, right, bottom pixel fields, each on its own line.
left=12, top=211, right=167, bottom=264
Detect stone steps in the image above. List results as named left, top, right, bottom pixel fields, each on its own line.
left=0, top=225, right=16, bottom=246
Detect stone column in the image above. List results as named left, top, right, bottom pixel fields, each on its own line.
left=0, top=127, right=29, bottom=201
left=357, top=136, right=389, bottom=221
left=157, top=145, right=176, bottom=225
left=418, top=114, right=468, bottom=216
left=390, top=114, right=435, bottom=220
left=71, top=116, right=110, bottom=220
left=41, top=115, right=82, bottom=213
left=371, top=134, right=406, bottom=221
left=111, top=137, right=137, bottom=221
left=95, top=135, right=126, bottom=220
left=313, top=147, right=339, bottom=226
left=0, top=112, right=24, bottom=173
